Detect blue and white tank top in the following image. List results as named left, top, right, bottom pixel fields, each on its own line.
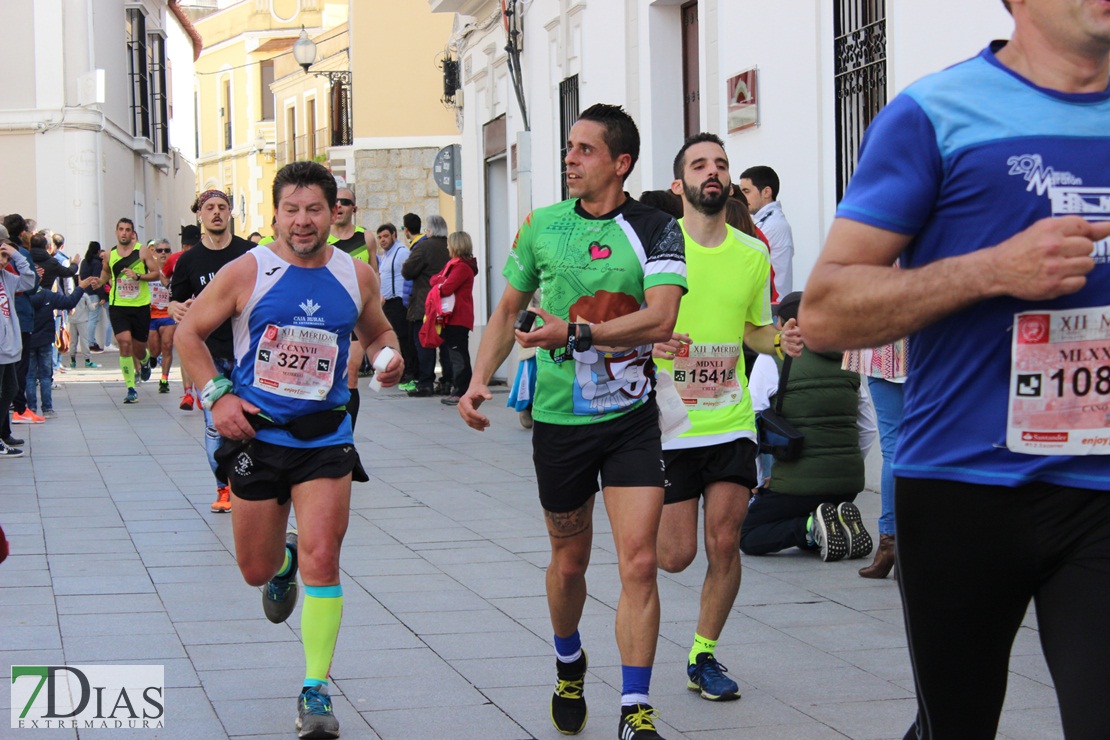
left=231, top=246, right=362, bottom=448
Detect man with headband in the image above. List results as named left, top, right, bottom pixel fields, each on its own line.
left=170, top=188, right=255, bottom=513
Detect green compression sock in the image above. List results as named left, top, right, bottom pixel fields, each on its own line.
left=119, top=356, right=135, bottom=389
left=302, top=584, right=343, bottom=686
left=690, top=633, right=718, bottom=665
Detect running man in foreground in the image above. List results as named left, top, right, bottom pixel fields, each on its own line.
left=654, top=132, right=802, bottom=702
left=459, top=104, right=686, bottom=740
left=177, top=161, right=402, bottom=738
left=800, top=1, right=1110, bottom=736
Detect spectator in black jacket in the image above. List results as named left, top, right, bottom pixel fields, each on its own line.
left=80, top=242, right=109, bottom=352
left=29, top=232, right=78, bottom=292
left=401, top=214, right=453, bottom=396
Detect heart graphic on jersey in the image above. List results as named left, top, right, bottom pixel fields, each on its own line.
left=588, top=242, right=612, bottom=260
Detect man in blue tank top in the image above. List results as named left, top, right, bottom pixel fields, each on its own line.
left=176, top=161, right=403, bottom=739
left=802, top=2, right=1110, bottom=737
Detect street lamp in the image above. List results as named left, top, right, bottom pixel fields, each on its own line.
left=292, top=27, right=316, bottom=74
left=289, top=26, right=353, bottom=147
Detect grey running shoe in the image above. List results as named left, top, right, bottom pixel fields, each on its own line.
left=551, top=651, right=588, bottom=734
left=837, top=502, right=873, bottom=560
left=123, top=388, right=139, bottom=404
left=263, top=531, right=299, bottom=624
left=813, top=503, right=848, bottom=562
left=296, top=685, right=339, bottom=739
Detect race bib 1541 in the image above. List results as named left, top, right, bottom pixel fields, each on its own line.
left=672, top=342, right=742, bottom=411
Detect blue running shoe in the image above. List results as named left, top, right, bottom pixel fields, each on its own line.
left=123, top=388, right=139, bottom=404
left=263, top=531, right=299, bottom=624
left=296, top=685, right=339, bottom=739
left=687, top=653, right=740, bottom=701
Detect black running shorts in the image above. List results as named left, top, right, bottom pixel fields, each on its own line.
left=531, top=399, right=664, bottom=514
left=215, top=438, right=369, bottom=505
left=109, top=305, right=151, bottom=342
left=663, top=438, right=759, bottom=505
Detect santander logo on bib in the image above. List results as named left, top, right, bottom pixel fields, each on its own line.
left=1017, top=314, right=1050, bottom=344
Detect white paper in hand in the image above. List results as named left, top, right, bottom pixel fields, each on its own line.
left=655, top=369, right=692, bottom=442
left=368, top=346, right=396, bottom=392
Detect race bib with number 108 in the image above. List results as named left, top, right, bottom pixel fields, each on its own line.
left=1007, top=307, right=1110, bottom=455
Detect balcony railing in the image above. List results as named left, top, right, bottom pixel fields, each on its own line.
left=275, top=128, right=331, bottom=168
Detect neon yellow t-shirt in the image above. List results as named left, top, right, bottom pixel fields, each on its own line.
left=656, top=221, right=771, bottom=449
left=108, top=247, right=152, bottom=307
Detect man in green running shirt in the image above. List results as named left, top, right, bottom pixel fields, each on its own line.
left=459, top=104, right=685, bottom=740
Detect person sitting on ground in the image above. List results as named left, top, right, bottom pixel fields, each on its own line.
left=740, top=291, right=877, bottom=562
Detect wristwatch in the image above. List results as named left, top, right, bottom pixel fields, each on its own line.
left=573, top=323, right=593, bottom=352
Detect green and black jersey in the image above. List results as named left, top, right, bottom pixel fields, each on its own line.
left=505, top=197, right=687, bottom=425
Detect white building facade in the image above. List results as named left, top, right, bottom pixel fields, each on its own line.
left=0, top=0, right=200, bottom=246
left=429, top=0, right=1014, bottom=335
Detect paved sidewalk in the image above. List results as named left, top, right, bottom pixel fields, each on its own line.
left=1, top=362, right=1063, bottom=739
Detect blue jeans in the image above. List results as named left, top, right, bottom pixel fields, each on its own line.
left=25, top=345, right=54, bottom=412
left=202, top=357, right=234, bottom=488
left=867, top=376, right=904, bottom=536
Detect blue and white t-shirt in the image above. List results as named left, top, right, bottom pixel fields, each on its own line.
left=231, top=246, right=361, bottom=448
left=837, top=41, right=1110, bottom=490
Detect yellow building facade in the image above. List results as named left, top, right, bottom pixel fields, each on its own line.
left=194, top=0, right=347, bottom=238
left=337, top=2, right=460, bottom=235
left=194, top=1, right=460, bottom=242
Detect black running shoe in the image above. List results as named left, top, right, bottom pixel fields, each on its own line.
left=813, top=503, right=848, bottom=562
left=551, top=651, right=588, bottom=735
left=837, top=502, right=873, bottom=560
left=618, top=703, right=664, bottom=739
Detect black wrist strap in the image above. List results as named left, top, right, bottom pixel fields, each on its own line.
left=551, top=323, right=577, bottom=364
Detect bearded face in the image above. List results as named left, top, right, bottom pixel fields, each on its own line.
left=681, top=173, right=730, bottom=216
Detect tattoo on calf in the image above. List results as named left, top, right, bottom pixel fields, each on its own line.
left=545, top=506, right=592, bottom=539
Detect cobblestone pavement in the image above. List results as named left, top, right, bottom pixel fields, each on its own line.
left=0, top=360, right=1062, bottom=739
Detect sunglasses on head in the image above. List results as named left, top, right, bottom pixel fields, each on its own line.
left=337, top=198, right=355, bottom=207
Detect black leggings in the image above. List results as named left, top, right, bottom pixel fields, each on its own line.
left=897, top=477, right=1110, bottom=740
